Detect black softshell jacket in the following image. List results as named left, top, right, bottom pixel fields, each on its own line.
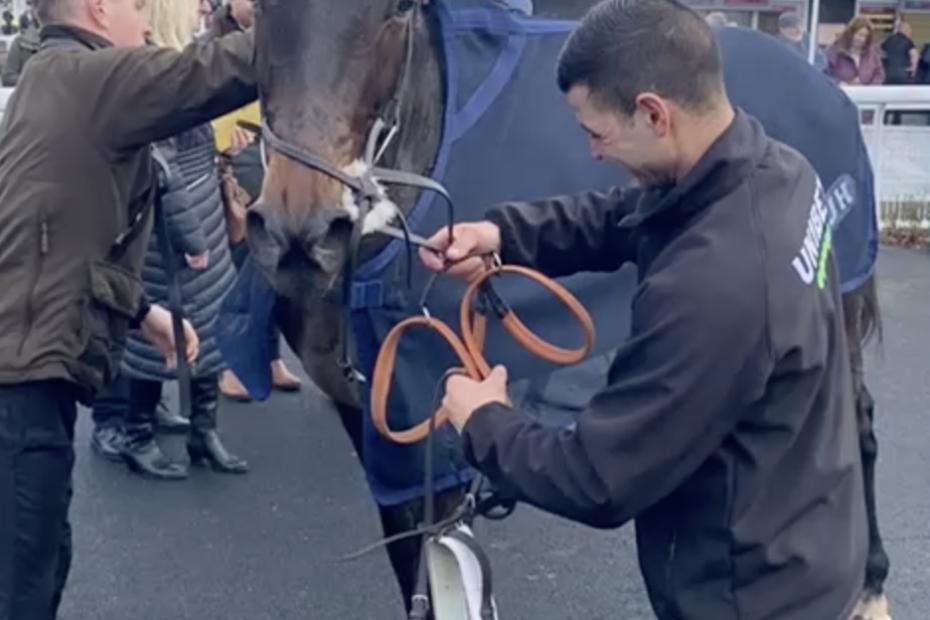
left=465, top=110, right=867, bottom=620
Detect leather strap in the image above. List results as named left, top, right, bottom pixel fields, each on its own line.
left=370, top=263, right=596, bottom=444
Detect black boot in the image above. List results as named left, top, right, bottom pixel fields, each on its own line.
left=90, top=425, right=126, bottom=462
left=188, top=374, right=248, bottom=474
left=91, top=375, right=129, bottom=461
left=122, top=378, right=188, bottom=480
left=188, top=429, right=248, bottom=474
left=155, top=398, right=190, bottom=433
left=121, top=437, right=189, bottom=480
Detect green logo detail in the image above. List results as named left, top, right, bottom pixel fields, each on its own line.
left=815, top=223, right=832, bottom=289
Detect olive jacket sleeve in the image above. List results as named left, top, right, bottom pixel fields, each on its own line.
left=86, top=30, right=257, bottom=152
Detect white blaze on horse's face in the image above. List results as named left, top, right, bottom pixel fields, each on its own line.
left=339, top=159, right=400, bottom=235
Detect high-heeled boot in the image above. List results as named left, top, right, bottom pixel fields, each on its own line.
left=188, top=375, right=248, bottom=474
left=188, top=428, right=249, bottom=474
left=121, top=379, right=188, bottom=479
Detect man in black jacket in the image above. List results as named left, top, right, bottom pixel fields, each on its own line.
left=420, top=0, right=867, bottom=619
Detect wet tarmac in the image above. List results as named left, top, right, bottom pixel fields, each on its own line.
left=59, top=247, right=929, bottom=620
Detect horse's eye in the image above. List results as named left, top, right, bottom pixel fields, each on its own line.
left=396, top=0, right=417, bottom=15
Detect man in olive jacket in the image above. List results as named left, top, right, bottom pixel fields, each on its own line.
left=0, top=0, right=257, bottom=618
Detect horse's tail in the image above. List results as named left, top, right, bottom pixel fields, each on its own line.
left=843, top=272, right=883, bottom=350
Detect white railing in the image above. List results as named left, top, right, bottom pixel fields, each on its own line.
left=843, top=85, right=930, bottom=230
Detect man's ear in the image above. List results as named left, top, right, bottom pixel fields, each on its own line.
left=85, top=0, right=109, bottom=30
left=634, top=92, right=672, bottom=137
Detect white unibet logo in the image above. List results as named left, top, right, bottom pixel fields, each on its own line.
left=791, top=175, right=857, bottom=289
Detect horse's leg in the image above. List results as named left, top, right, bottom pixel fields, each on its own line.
left=275, top=297, right=473, bottom=616
left=844, top=283, right=891, bottom=620
left=852, top=383, right=891, bottom=620
left=377, top=484, right=470, bottom=619
left=332, top=400, right=365, bottom=458
left=331, top=396, right=469, bottom=617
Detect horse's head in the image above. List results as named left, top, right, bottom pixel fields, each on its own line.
left=249, top=0, right=440, bottom=301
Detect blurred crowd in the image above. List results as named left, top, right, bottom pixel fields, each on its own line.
left=707, top=9, right=930, bottom=86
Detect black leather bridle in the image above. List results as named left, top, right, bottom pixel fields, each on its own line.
left=259, top=0, right=454, bottom=383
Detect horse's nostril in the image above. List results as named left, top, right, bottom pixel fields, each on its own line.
left=326, top=215, right=354, bottom=246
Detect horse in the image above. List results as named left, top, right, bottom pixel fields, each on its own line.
left=232, top=0, right=890, bottom=617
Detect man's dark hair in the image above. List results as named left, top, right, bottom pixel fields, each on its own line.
left=557, top=0, right=725, bottom=116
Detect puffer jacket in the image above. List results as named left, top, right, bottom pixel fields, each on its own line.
left=122, top=124, right=237, bottom=381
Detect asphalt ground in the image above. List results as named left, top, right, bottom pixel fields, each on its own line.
left=58, top=246, right=929, bottom=620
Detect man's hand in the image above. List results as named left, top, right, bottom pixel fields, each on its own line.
left=418, top=221, right=502, bottom=280
left=442, top=366, right=510, bottom=432
left=185, top=251, right=209, bottom=270
left=220, top=167, right=249, bottom=244
left=140, top=304, right=199, bottom=370
left=227, top=126, right=256, bottom=157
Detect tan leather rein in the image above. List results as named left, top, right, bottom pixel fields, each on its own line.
left=370, top=258, right=597, bottom=444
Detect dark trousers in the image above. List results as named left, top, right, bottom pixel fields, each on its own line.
left=124, top=374, right=219, bottom=443
left=0, top=381, right=77, bottom=620
left=230, top=239, right=282, bottom=361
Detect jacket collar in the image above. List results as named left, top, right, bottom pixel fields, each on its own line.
left=619, top=108, right=766, bottom=231
left=39, top=24, right=113, bottom=51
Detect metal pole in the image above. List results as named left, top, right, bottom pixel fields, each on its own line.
left=808, top=0, right=822, bottom=65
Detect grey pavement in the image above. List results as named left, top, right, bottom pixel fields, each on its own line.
left=60, top=247, right=929, bottom=620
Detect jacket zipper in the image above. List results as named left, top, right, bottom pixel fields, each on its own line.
left=17, top=213, right=48, bottom=356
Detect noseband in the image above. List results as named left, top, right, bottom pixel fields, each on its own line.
left=259, top=0, right=453, bottom=383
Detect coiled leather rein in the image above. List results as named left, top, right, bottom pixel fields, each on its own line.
left=369, top=254, right=597, bottom=444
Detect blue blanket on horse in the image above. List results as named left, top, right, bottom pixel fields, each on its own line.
left=217, top=2, right=878, bottom=507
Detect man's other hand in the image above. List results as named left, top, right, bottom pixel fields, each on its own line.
left=442, top=365, right=510, bottom=432
left=418, top=221, right=501, bottom=280
left=140, top=304, right=199, bottom=370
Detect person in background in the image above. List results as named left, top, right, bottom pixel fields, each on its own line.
left=91, top=136, right=212, bottom=477
left=915, top=39, right=930, bottom=83
left=207, top=0, right=304, bottom=400
left=0, top=10, right=16, bottom=34
left=776, top=12, right=827, bottom=72
left=826, top=16, right=885, bottom=85
left=881, top=19, right=918, bottom=84
left=115, top=0, right=248, bottom=479
left=18, top=1, right=35, bottom=30
left=1, top=2, right=39, bottom=86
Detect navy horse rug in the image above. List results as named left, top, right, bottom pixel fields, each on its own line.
left=218, top=1, right=878, bottom=507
